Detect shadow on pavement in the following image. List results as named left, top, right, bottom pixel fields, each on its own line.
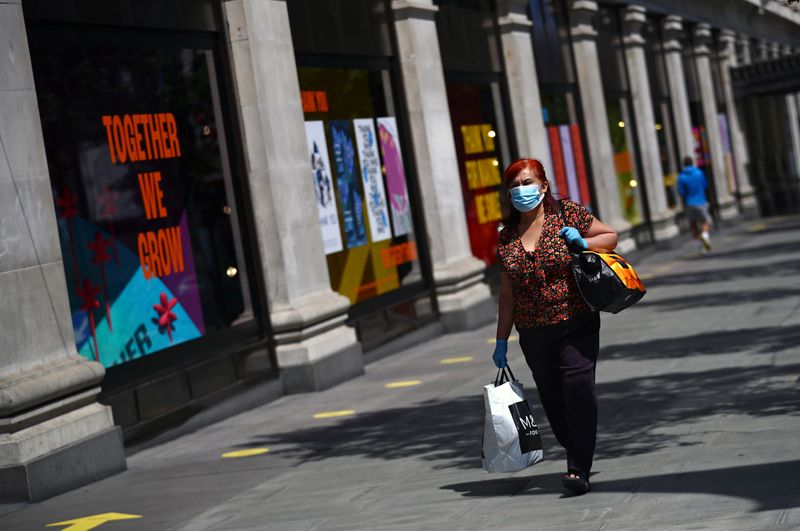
left=241, top=362, right=800, bottom=470
left=636, top=287, right=800, bottom=311
left=644, top=258, right=800, bottom=287
left=683, top=239, right=800, bottom=261
left=442, top=460, right=800, bottom=511
left=601, top=325, right=800, bottom=360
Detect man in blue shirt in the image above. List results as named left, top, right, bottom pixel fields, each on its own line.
left=677, top=156, right=712, bottom=252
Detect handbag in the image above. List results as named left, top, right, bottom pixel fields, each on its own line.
left=559, top=202, right=646, bottom=314
left=481, top=365, right=543, bottom=473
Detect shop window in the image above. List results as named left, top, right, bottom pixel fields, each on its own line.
left=607, top=98, right=645, bottom=226
left=541, top=90, right=593, bottom=209
left=29, top=26, right=253, bottom=368
left=298, top=66, right=425, bottom=306
left=446, top=81, right=512, bottom=266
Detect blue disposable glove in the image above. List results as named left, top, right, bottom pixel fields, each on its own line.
left=492, top=339, right=508, bottom=368
left=559, top=226, right=588, bottom=251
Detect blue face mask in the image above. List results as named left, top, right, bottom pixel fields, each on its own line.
left=509, top=184, right=543, bottom=212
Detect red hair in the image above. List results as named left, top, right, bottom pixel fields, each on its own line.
left=501, top=158, right=559, bottom=226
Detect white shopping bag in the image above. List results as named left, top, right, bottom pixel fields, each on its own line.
left=481, top=367, right=543, bottom=473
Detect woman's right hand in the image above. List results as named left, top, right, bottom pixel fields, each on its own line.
left=492, top=339, right=508, bottom=368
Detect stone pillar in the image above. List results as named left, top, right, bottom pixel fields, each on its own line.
left=757, top=39, right=770, bottom=61
left=661, top=17, right=695, bottom=171
left=692, top=24, right=737, bottom=220
left=785, top=94, right=800, bottom=180
left=389, top=1, right=494, bottom=331
left=495, top=0, right=553, bottom=179
left=568, top=0, right=634, bottom=252
left=621, top=6, right=678, bottom=241
left=770, top=42, right=782, bottom=59
left=718, top=30, right=758, bottom=212
left=223, top=0, right=363, bottom=392
left=736, top=34, right=752, bottom=167
left=0, top=4, right=126, bottom=502
left=737, top=34, right=752, bottom=66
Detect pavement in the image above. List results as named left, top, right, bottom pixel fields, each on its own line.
left=2, top=214, right=800, bottom=531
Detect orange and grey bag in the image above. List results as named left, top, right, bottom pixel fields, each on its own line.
left=570, top=251, right=646, bottom=313
left=557, top=201, right=645, bottom=313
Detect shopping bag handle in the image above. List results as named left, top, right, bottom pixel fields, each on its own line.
left=494, top=365, right=517, bottom=386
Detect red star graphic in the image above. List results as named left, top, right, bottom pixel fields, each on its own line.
left=56, top=187, right=78, bottom=220
left=97, top=187, right=119, bottom=220
left=87, top=231, right=112, bottom=266
left=153, top=293, right=178, bottom=343
left=76, top=277, right=100, bottom=313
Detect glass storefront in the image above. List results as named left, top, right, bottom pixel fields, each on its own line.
left=28, top=24, right=254, bottom=369
left=531, top=0, right=594, bottom=210
left=298, top=66, right=424, bottom=305
left=288, top=0, right=434, bottom=350
left=597, top=6, right=647, bottom=228
left=437, top=0, right=514, bottom=266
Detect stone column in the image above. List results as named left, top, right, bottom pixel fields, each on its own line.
left=692, top=24, right=737, bottom=220
left=737, top=34, right=752, bottom=66
left=757, top=39, right=770, bottom=61
left=770, top=42, right=782, bottom=59
left=661, top=17, right=695, bottom=171
left=495, top=0, right=553, bottom=179
left=390, top=1, right=494, bottom=331
left=736, top=34, right=752, bottom=167
left=568, top=0, right=634, bottom=252
left=223, top=0, right=363, bottom=392
left=718, top=30, right=758, bottom=212
left=0, top=4, right=126, bottom=502
left=621, top=6, right=678, bottom=241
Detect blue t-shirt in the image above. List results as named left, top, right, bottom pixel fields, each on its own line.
left=677, top=165, right=708, bottom=206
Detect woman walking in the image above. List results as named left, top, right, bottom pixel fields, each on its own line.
left=491, top=158, right=618, bottom=495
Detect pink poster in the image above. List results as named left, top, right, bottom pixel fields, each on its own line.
left=377, top=117, right=413, bottom=237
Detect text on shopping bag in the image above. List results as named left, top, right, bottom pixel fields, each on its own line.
left=508, top=400, right=543, bottom=453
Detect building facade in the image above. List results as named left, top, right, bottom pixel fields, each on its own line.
left=1, top=0, right=799, bottom=502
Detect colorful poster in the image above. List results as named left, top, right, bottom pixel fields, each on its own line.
left=330, top=120, right=367, bottom=248
left=377, top=117, right=413, bottom=237
left=353, top=118, right=392, bottom=242
left=304, top=121, right=344, bottom=254
left=54, top=112, right=206, bottom=368
left=559, top=125, right=581, bottom=203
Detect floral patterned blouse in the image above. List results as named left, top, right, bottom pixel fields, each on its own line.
left=497, top=200, right=595, bottom=329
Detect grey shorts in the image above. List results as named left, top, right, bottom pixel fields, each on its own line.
left=686, top=204, right=711, bottom=225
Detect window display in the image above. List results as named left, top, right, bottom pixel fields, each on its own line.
left=29, top=27, right=252, bottom=368
left=299, top=67, right=424, bottom=304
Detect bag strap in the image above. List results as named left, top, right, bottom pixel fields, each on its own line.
left=493, top=365, right=518, bottom=386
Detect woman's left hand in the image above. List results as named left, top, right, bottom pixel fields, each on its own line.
left=559, top=227, right=588, bottom=251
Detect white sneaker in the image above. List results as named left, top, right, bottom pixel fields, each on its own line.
left=700, top=232, right=712, bottom=252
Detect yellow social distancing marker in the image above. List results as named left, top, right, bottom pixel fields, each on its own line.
left=485, top=336, right=518, bottom=344
left=385, top=380, right=422, bottom=389
left=440, top=356, right=473, bottom=364
left=749, top=223, right=767, bottom=233
left=47, top=512, right=142, bottom=531
left=313, top=410, right=355, bottom=419
left=222, top=448, right=270, bottom=458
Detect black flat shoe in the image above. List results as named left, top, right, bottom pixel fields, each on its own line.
left=562, top=470, right=591, bottom=495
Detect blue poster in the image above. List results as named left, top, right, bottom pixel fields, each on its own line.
left=330, top=120, right=367, bottom=248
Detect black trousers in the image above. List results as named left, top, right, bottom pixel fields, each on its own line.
left=518, top=312, right=601, bottom=477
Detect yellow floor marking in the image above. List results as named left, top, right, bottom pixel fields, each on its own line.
left=749, top=223, right=767, bottom=233
left=47, top=512, right=142, bottom=531
left=222, top=448, right=270, bottom=458
left=440, top=356, right=474, bottom=364
left=313, top=410, right=355, bottom=419
left=639, top=273, right=655, bottom=280
left=485, top=336, right=518, bottom=344
left=385, top=380, right=422, bottom=388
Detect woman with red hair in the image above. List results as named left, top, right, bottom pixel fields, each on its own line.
left=492, top=158, right=617, bottom=495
